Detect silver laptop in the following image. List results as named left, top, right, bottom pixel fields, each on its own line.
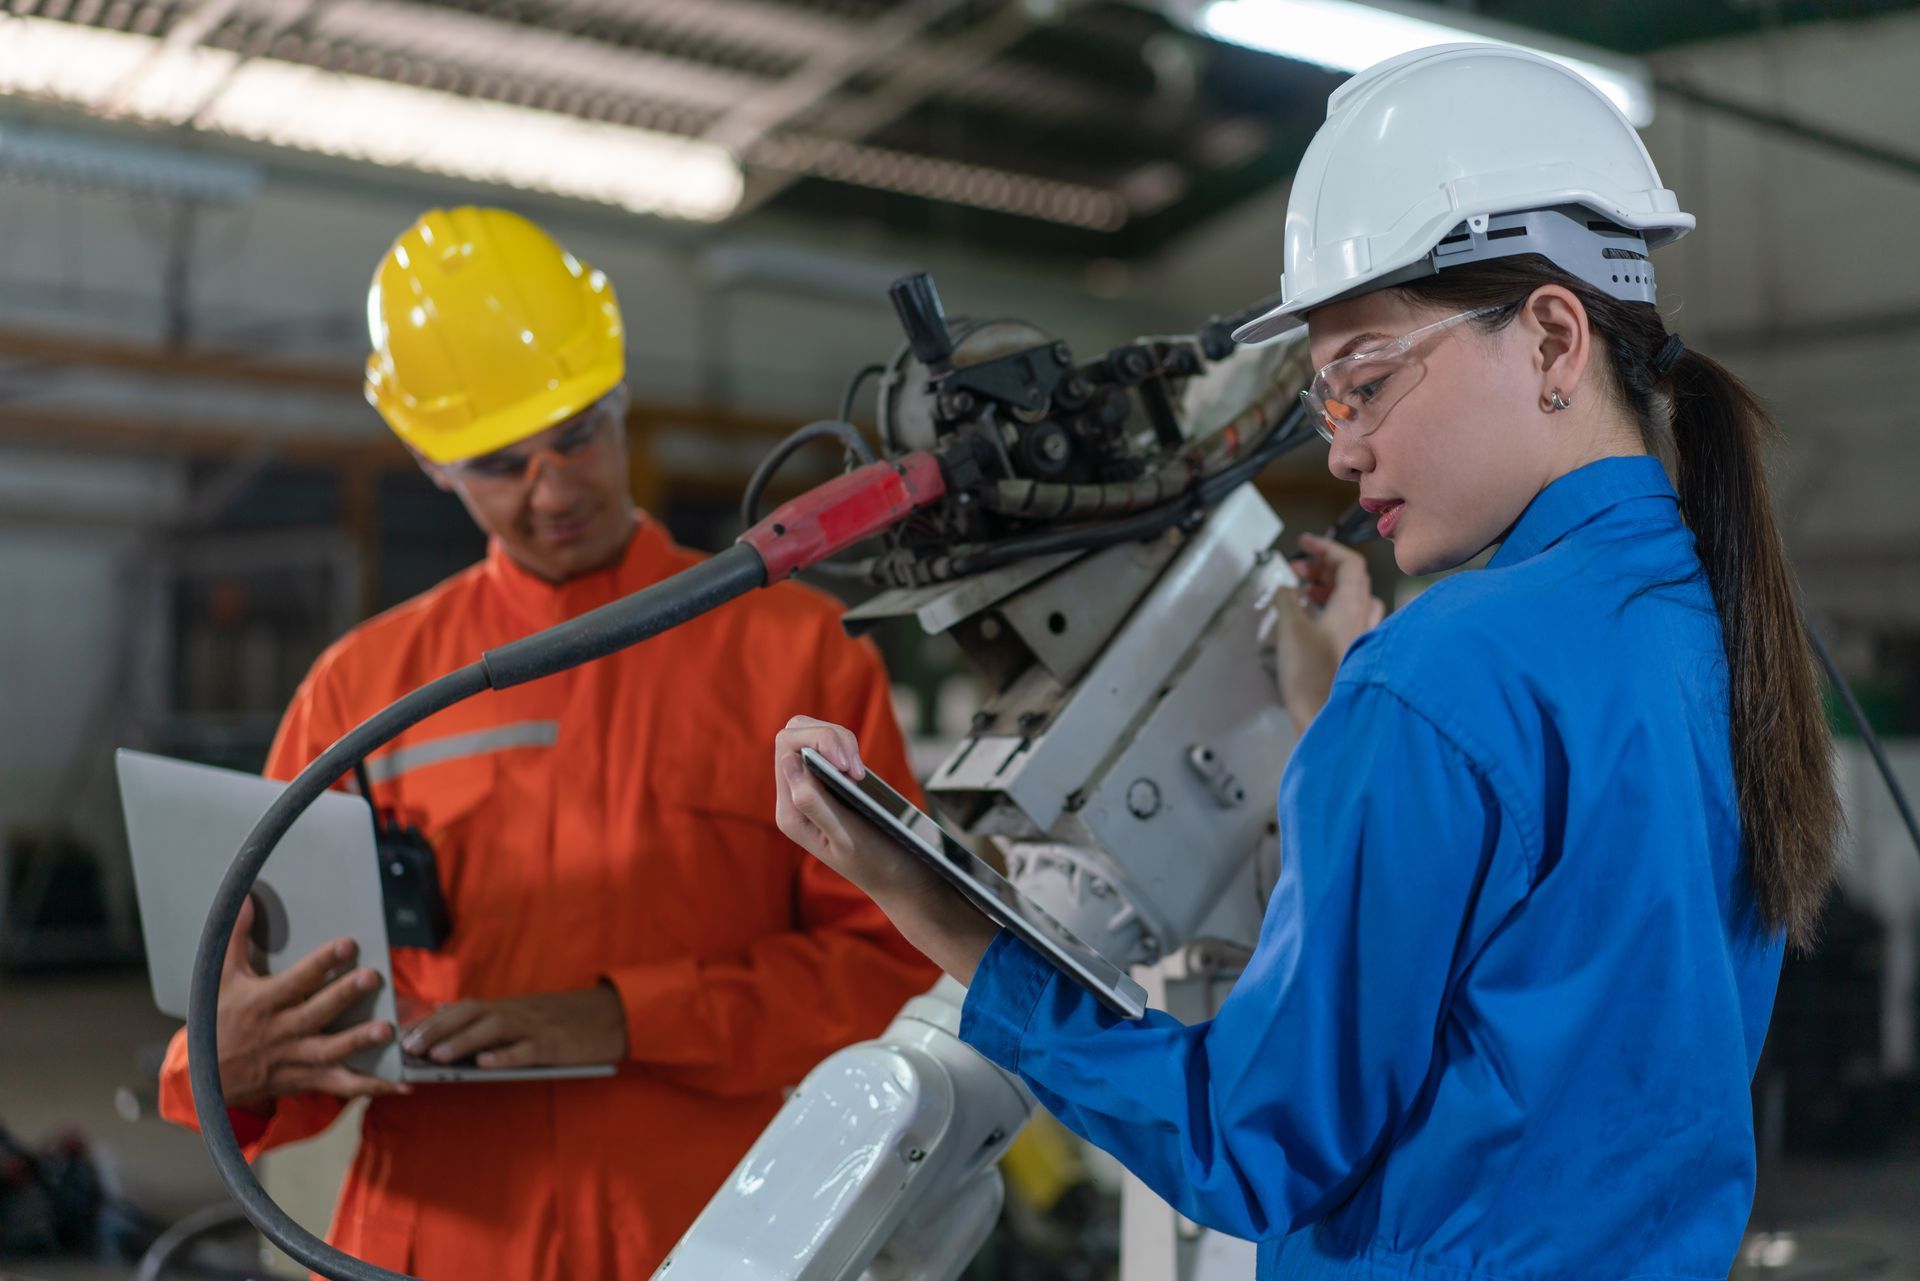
left=117, top=749, right=614, bottom=1084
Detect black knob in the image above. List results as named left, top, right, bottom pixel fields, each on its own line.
left=1198, top=321, right=1236, bottom=362
left=888, top=273, right=955, bottom=374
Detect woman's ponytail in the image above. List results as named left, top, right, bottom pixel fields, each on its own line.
left=1664, top=346, right=1839, bottom=948
left=1401, top=258, right=1840, bottom=949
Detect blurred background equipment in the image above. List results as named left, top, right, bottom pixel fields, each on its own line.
left=1, top=1, right=1918, bottom=1279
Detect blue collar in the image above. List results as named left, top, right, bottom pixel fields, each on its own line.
left=1488, top=455, right=1678, bottom=569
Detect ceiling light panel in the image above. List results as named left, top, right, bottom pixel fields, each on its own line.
left=0, top=15, right=744, bottom=218
left=1193, top=0, right=1655, bottom=126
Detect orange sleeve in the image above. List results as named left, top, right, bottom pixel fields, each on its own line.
left=155, top=1023, right=348, bottom=1156
left=155, top=658, right=350, bottom=1154
left=604, top=625, right=940, bottom=1097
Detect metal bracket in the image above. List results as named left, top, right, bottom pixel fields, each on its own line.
left=1185, top=743, right=1246, bottom=809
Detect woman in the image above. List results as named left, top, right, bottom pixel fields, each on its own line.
left=773, top=45, right=1839, bottom=1280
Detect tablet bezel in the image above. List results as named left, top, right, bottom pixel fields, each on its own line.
left=799, top=747, right=1147, bottom=1020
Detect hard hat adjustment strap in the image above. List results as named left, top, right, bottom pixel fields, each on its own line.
left=1418, top=205, right=1662, bottom=306
left=1650, top=333, right=1686, bottom=376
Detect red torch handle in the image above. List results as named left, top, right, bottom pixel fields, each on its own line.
left=737, top=451, right=947, bottom=581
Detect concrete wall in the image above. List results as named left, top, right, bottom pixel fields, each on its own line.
left=1641, top=11, right=1920, bottom=643
left=0, top=448, right=186, bottom=951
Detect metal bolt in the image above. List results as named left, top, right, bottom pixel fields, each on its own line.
left=971, top=709, right=999, bottom=733
left=1017, top=710, right=1047, bottom=734
left=906, top=1147, right=926, bottom=1163
left=1126, top=777, right=1161, bottom=819
left=1039, top=432, right=1069, bottom=461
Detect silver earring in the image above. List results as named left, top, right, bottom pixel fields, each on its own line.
left=1545, top=389, right=1572, bottom=412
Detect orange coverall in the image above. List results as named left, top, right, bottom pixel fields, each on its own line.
left=159, top=519, right=937, bottom=1278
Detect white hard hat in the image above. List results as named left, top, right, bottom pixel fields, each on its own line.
left=1233, top=43, right=1692, bottom=344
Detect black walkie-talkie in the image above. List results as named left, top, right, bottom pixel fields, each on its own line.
left=353, top=760, right=453, bottom=950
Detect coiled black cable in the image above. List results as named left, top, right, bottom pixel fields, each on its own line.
left=187, top=546, right=770, bottom=1281
left=940, top=402, right=1315, bottom=579
left=840, top=363, right=888, bottom=427
left=739, top=421, right=877, bottom=531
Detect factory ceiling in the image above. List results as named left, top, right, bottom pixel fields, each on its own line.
left=0, top=0, right=1913, bottom=261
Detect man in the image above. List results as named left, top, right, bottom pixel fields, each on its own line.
left=157, top=206, right=937, bottom=1278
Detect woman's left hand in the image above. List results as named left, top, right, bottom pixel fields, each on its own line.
left=775, top=716, right=1001, bottom=984
left=775, top=717, right=937, bottom=902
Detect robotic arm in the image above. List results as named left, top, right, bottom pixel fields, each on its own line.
left=188, top=272, right=1319, bottom=1281
left=656, top=982, right=1030, bottom=1281
left=657, top=283, right=1317, bottom=1281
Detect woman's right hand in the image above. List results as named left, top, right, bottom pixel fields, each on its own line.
left=214, top=897, right=410, bottom=1110
left=1270, top=533, right=1385, bottom=734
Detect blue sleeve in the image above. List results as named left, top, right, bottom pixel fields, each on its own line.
left=959, top=676, right=1534, bottom=1240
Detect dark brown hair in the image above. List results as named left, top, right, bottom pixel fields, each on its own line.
left=1396, top=256, right=1839, bottom=949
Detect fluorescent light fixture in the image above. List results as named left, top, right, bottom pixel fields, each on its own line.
left=1193, top=0, right=1655, bottom=127
left=0, top=17, right=744, bottom=220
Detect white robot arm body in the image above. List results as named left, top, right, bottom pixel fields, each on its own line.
left=664, top=335, right=1310, bottom=1281
left=655, top=982, right=1032, bottom=1281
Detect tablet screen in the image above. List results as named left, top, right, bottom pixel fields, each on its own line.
left=800, top=748, right=1147, bottom=1020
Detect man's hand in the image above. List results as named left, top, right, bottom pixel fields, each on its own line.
left=401, top=986, right=629, bottom=1070
left=215, top=897, right=408, bottom=1110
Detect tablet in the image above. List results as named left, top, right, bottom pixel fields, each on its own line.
left=800, top=748, right=1148, bottom=1020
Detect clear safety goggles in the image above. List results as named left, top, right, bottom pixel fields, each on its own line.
left=1301, top=304, right=1512, bottom=445
left=451, top=391, right=624, bottom=483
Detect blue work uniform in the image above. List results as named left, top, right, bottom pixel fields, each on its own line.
left=960, top=455, right=1781, bottom=1280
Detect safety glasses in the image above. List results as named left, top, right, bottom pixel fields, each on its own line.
left=1301, top=304, right=1512, bottom=445
left=451, top=392, right=624, bottom=483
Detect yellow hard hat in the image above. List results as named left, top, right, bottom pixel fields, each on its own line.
left=364, top=207, right=625, bottom=464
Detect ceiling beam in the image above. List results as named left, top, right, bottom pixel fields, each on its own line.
left=0, top=327, right=359, bottom=393
left=730, top=1, right=1076, bottom=220
left=1656, top=77, right=1920, bottom=186
left=701, top=0, right=973, bottom=157
left=0, top=404, right=401, bottom=467
left=537, top=0, right=856, bottom=62
left=303, top=0, right=762, bottom=113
